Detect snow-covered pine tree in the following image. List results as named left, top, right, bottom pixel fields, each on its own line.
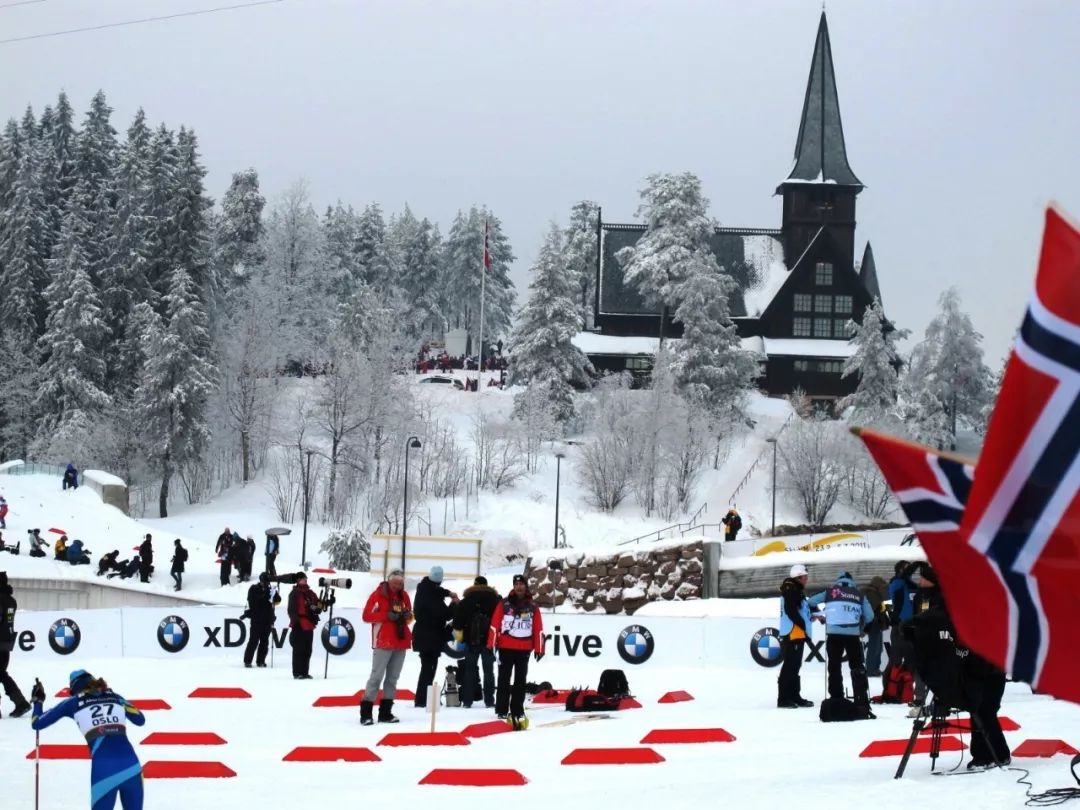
left=133, top=266, right=217, bottom=517
left=354, top=203, right=392, bottom=290
left=0, top=131, right=50, bottom=343
left=36, top=92, right=78, bottom=255
left=143, top=124, right=180, bottom=302
left=319, top=527, right=371, bottom=571
left=508, top=222, right=592, bottom=423
left=563, top=200, right=599, bottom=328
left=616, top=172, right=716, bottom=343
left=103, top=109, right=157, bottom=388
left=72, top=92, right=118, bottom=286
left=671, top=269, right=758, bottom=422
left=33, top=194, right=112, bottom=454
left=0, top=330, right=42, bottom=460
left=321, top=201, right=361, bottom=304
left=440, top=206, right=516, bottom=353
left=173, top=127, right=214, bottom=297
left=839, top=298, right=908, bottom=423
left=214, top=168, right=266, bottom=291
left=902, top=287, right=992, bottom=450
left=390, top=205, right=442, bottom=338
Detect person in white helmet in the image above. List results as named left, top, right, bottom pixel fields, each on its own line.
left=777, top=564, right=815, bottom=708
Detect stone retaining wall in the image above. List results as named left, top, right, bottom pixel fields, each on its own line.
left=524, top=541, right=704, bottom=615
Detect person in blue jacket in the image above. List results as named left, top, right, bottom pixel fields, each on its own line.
left=884, top=560, right=923, bottom=701
left=808, top=571, right=876, bottom=714
left=31, top=669, right=145, bottom=809
left=67, top=538, right=91, bottom=566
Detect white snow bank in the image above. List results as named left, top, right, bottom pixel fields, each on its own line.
left=0, top=459, right=24, bottom=472
left=83, top=469, right=126, bottom=487
left=571, top=332, right=765, bottom=358
left=719, top=543, right=924, bottom=572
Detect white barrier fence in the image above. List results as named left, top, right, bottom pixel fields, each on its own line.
left=9, top=606, right=830, bottom=673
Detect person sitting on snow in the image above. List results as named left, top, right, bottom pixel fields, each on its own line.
left=62, top=463, right=79, bottom=491
left=28, top=529, right=47, bottom=558
left=97, top=550, right=121, bottom=577
left=66, top=539, right=91, bottom=566
left=53, top=534, right=69, bottom=560
left=0, top=531, right=19, bottom=555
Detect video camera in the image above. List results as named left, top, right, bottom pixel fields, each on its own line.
left=318, top=577, right=352, bottom=589
left=268, top=573, right=306, bottom=585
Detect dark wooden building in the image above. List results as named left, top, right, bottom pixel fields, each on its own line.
left=577, top=13, right=886, bottom=407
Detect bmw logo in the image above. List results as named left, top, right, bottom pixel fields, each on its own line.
left=616, top=624, right=654, bottom=665
left=750, top=627, right=783, bottom=668
left=321, top=617, right=355, bottom=656
left=48, top=618, right=81, bottom=655
left=157, top=615, right=190, bottom=653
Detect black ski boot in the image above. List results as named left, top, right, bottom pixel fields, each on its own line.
left=360, top=700, right=374, bottom=726
left=10, top=699, right=32, bottom=718
left=378, top=699, right=399, bottom=723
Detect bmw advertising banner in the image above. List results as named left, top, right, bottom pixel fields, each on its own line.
left=9, top=606, right=824, bottom=671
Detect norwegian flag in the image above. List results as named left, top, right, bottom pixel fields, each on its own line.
left=483, top=220, right=491, bottom=270
left=856, top=207, right=1080, bottom=705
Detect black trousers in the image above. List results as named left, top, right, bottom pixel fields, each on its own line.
left=265, top=553, right=277, bottom=576
left=171, top=570, right=182, bottom=590
left=245, top=623, right=271, bottom=666
left=0, top=650, right=27, bottom=707
left=290, top=628, right=313, bottom=677
left=462, top=645, right=496, bottom=706
left=777, top=637, right=805, bottom=703
left=414, top=651, right=441, bottom=706
left=139, top=562, right=152, bottom=583
left=219, top=560, right=232, bottom=586
left=968, top=672, right=1011, bottom=764
left=827, top=634, right=869, bottom=704
left=495, top=649, right=530, bottom=717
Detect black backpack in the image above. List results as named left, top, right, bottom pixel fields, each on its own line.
left=597, top=669, right=630, bottom=699
left=565, top=689, right=621, bottom=712
left=819, top=696, right=873, bottom=722
left=468, top=609, right=490, bottom=647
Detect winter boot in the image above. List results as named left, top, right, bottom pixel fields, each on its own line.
left=360, top=700, right=374, bottom=726
left=10, top=700, right=31, bottom=718
left=506, top=714, right=529, bottom=731
left=377, top=699, right=399, bottom=723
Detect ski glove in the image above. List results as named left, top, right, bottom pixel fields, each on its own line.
left=388, top=611, right=402, bottom=621
left=31, top=679, right=45, bottom=703
left=534, top=651, right=544, bottom=662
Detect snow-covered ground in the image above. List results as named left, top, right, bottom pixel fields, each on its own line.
left=2, top=645, right=1078, bottom=808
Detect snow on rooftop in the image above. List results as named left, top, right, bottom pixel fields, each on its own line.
left=739, top=234, right=789, bottom=317
left=762, top=338, right=857, bottom=358
left=84, top=469, right=126, bottom=487
left=572, top=332, right=765, bottom=357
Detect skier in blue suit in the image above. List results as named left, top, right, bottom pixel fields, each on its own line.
left=31, top=669, right=145, bottom=809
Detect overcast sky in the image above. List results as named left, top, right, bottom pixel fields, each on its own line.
left=4, top=0, right=1079, bottom=365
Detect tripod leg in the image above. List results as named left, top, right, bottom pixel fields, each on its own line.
left=894, top=709, right=929, bottom=779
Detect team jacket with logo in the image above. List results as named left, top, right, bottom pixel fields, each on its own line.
left=488, top=594, right=545, bottom=653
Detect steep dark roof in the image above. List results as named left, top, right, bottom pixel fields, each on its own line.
left=782, top=12, right=862, bottom=189
left=597, top=224, right=786, bottom=319
left=859, top=241, right=882, bottom=306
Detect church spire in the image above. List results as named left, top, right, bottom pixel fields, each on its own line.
left=784, top=12, right=862, bottom=188
left=859, top=241, right=882, bottom=305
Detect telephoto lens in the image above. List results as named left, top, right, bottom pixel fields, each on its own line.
left=318, top=577, right=352, bottom=589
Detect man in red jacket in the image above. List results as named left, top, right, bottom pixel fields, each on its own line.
left=489, top=574, right=544, bottom=728
left=287, top=572, right=321, bottom=679
left=360, top=569, right=413, bottom=725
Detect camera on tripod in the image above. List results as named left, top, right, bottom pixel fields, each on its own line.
left=444, top=665, right=461, bottom=707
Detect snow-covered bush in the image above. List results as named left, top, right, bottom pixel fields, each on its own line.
left=319, top=526, right=370, bottom=571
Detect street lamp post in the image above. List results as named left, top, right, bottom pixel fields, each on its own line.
left=553, top=451, right=566, bottom=549
left=766, top=437, right=778, bottom=536
left=301, top=449, right=314, bottom=568
left=402, top=436, right=422, bottom=570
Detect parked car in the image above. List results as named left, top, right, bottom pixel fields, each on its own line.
left=419, top=375, right=464, bottom=390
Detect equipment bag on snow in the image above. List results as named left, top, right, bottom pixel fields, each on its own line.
left=565, top=689, right=621, bottom=712
left=819, top=696, right=872, bottom=722
left=873, top=663, right=914, bottom=705
left=597, top=669, right=630, bottom=699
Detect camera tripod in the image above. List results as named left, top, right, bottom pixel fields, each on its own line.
left=894, top=700, right=1001, bottom=779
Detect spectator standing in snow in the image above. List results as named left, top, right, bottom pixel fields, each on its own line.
left=171, top=539, right=188, bottom=591
left=489, top=574, right=545, bottom=725
left=0, top=572, right=32, bottom=717
left=0, top=495, right=7, bottom=528
left=265, top=532, right=279, bottom=577
left=286, top=572, right=321, bottom=679
left=808, top=572, right=876, bottom=718
left=243, top=535, right=256, bottom=582
left=62, top=463, right=78, bottom=490
left=722, top=507, right=742, bottom=542
left=138, top=534, right=153, bottom=583
left=230, top=531, right=247, bottom=583
left=860, top=575, right=889, bottom=677
left=411, top=566, right=458, bottom=708
left=28, top=529, right=47, bottom=558
left=777, top=564, right=816, bottom=709
left=360, top=569, right=413, bottom=725
left=244, top=572, right=276, bottom=668
left=216, top=528, right=233, bottom=586
left=453, top=575, right=501, bottom=708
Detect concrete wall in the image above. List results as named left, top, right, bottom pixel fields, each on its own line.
left=82, top=471, right=130, bottom=515
left=8, top=577, right=220, bottom=610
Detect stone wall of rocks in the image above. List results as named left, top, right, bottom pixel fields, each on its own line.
left=524, top=541, right=704, bottom=615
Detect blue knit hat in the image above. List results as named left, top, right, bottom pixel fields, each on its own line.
left=429, top=566, right=444, bottom=584
left=69, top=669, right=93, bottom=694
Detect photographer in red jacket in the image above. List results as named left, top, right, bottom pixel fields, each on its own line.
left=360, top=569, right=413, bottom=725
left=488, top=574, right=544, bottom=727
left=287, top=572, right=321, bottom=679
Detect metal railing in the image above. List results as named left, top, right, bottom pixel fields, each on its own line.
left=2, top=461, right=82, bottom=482
left=727, top=412, right=795, bottom=506
left=617, top=500, right=709, bottom=546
